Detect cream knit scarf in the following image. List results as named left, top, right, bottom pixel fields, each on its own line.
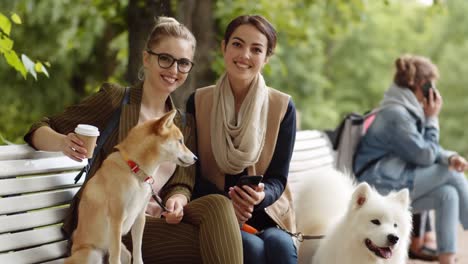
left=211, top=73, right=269, bottom=174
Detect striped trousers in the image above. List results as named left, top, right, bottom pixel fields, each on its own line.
left=123, top=194, right=243, bottom=263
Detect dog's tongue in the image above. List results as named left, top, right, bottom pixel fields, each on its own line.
left=378, top=248, right=392, bottom=259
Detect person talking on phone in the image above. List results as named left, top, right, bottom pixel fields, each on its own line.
left=353, top=54, right=468, bottom=264
left=186, top=15, right=297, bottom=264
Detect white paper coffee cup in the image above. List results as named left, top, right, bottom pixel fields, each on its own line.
left=74, top=124, right=100, bottom=158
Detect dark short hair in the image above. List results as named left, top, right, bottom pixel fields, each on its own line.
left=224, top=15, right=277, bottom=56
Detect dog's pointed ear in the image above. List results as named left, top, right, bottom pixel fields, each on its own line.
left=391, top=188, right=410, bottom=208
left=162, top=109, right=177, bottom=128
left=352, top=182, right=372, bottom=209
left=155, top=109, right=177, bottom=132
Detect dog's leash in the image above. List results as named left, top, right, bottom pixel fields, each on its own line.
left=276, top=225, right=325, bottom=242
left=119, top=149, right=170, bottom=212
left=143, top=177, right=170, bottom=212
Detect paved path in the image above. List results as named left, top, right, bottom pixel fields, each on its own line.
left=408, top=225, right=468, bottom=264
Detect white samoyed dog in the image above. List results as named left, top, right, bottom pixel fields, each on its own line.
left=294, top=168, right=412, bottom=264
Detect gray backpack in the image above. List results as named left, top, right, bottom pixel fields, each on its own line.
left=332, top=109, right=381, bottom=177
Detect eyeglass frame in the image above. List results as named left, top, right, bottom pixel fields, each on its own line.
left=146, top=49, right=195, bottom=73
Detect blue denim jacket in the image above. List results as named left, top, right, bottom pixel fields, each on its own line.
left=354, top=84, right=455, bottom=194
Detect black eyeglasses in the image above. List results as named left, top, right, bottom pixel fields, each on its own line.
left=146, top=49, right=194, bottom=73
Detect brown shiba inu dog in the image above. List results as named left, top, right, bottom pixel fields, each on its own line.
left=65, top=110, right=197, bottom=264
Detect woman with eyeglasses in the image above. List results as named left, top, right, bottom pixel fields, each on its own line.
left=24, top=17, right=242, bottom=263
left=187, top=15, right=298, bottom=264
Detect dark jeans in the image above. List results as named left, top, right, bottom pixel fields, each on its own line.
left=241, top=227, right=297, bottom=264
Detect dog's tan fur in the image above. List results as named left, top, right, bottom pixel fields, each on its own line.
left=65, top=110, right=196, bottom=264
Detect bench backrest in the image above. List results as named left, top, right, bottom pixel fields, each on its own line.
left=288, top=130, right=335, bottom=205
left=0, top=144, right=86, bottom=264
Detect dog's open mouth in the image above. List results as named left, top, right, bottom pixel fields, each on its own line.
left=365, top=238, right=393, bottom=259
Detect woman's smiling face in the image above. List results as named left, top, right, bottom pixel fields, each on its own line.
left=143, top=36, right=194, bottom=94
left=222, top=24, right=270, bottom=84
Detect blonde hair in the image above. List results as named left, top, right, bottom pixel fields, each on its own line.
left=145, top=16, right=196, bottom=51
left=393, top=54, right=439, bottom=90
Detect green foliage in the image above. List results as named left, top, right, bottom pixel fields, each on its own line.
left=0, top=0, right=127, bottom=143
left=0, top=11, right=49, bottom=79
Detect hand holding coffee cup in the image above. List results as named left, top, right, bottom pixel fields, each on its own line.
left=62, top=125, right=100, bottom=162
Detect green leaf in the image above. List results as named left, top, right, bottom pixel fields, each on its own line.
left=11, top=13, right=22, bottom=25
left=0, top=13, right=12, bottom=36
left=35, top=62, right=49, bottom=77
left=21, top=54, right=37, bottom=80
left=0, top=35, right=14, bottom=53
left=3, top=50, right=27, bottom=78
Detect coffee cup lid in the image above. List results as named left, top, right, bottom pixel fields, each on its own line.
left=75, top=124, right=100, bottom=137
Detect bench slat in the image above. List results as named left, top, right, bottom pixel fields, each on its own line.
left=289, top=156, right=335, bottom=173
left=0, top=240, right=68, bottom=264
left=0, top=207, right=69, bottom=233
left=0, top=225, right=65, bottom=252
left=0, top=188, right=79, bottom=215
left=293, top=137, right=330, bottom=152
left=0, top=171, right=83, bottom=196
left=291, top=147, right=334, bottom=162
left=0, top=156, right=86, bottom=178
left=0, top=144, right=70, bottom=161
left=295, top=130, right=324, bottom=141
left=289, top=165, right=334, bottom=178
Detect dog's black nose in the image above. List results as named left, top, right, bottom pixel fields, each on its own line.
left=387, top=234, right=399, bottom=245
left=193, top=156, right=198, bottom=161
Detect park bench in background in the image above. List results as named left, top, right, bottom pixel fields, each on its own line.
left=288, top=130, right=335, bottom=264
left=0, top=144, right=86, bottom=264
left=0, top=129, right=334, bottom=264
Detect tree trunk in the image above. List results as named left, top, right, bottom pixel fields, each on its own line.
left=127, top=0, right=172, bottom=85
left=172, top=0, right=217, bottom=110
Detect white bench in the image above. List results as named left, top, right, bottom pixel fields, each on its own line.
left=0, top=144, right=86, bottom=264
left=0, top=130, right=334, bottom=264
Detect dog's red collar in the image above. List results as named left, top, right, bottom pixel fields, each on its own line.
left=118, top=149, right=168, bottom=211
left=119, top=149, right=153, bottom=183
left=126, top=159, right=140, bottom=174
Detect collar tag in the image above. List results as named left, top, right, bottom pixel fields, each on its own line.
left=144, top=176, right=154, bottom=184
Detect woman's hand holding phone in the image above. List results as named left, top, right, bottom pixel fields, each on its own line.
left=229, top=180, right=265, bottom=225
left=423, top=86, right=442, bottom=118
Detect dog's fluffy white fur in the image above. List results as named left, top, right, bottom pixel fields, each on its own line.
left=295, top=168, right=412, bottom=264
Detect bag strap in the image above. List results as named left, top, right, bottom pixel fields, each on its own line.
left=74, top=87, right=130, bottom=183
left=353, top=106, right=390, bottom=178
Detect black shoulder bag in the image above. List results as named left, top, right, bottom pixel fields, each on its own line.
left=73, top=87, right=130, bottom=184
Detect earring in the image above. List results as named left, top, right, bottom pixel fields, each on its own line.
left=138, top=66, right=145, bottom=81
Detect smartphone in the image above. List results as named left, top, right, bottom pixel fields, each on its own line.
left=236, top=175, right=263, bottom=187
left=422, top=81, right=432, bottom=99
